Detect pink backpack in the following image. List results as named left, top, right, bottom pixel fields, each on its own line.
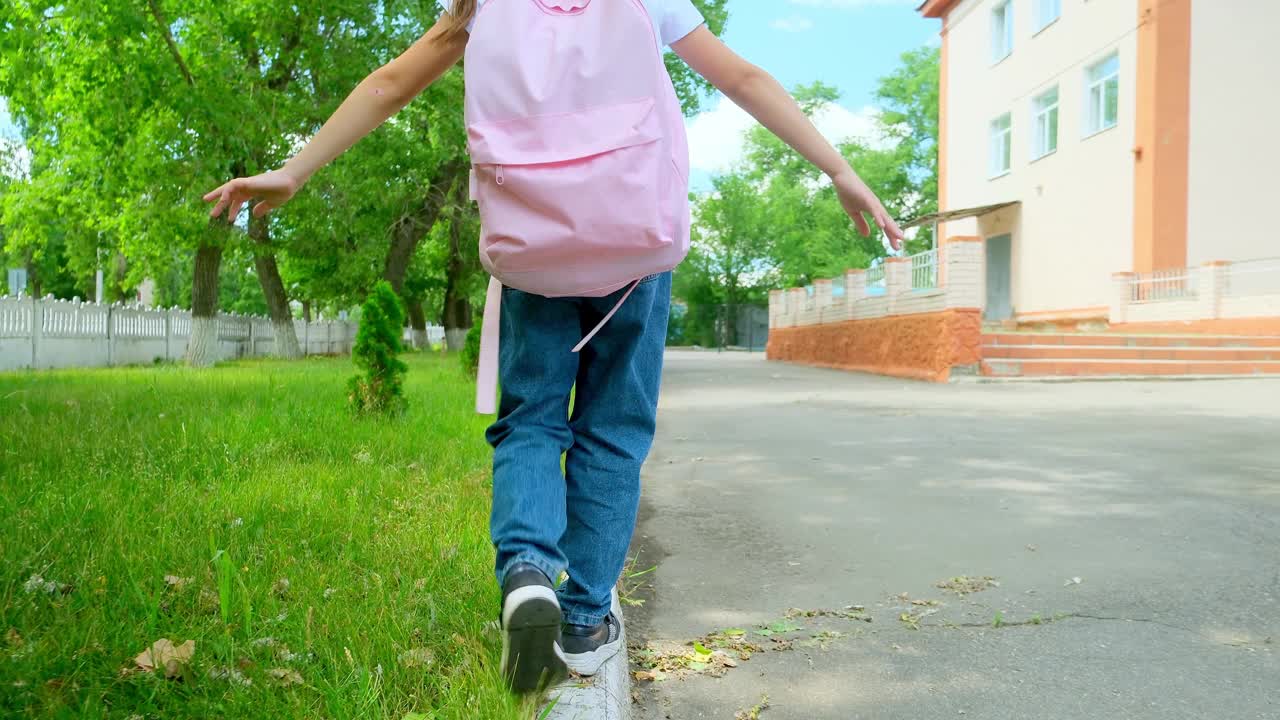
left=465, top=0, right=691, bottom=413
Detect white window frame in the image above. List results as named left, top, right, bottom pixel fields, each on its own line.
left=990, top=1, right=1013, bottom=64
left=1032, top=86, right=1059, bottom=160
left=989, top=113, right=1012, bottom=178
left=1085, top=53, right=1120, bottom=137
left=1034, top=0, right=1061, bottom=33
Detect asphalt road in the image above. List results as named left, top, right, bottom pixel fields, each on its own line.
left=629, top=351, right=1280, bottom=720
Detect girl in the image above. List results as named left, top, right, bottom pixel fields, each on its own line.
left=205, top=0, right=905, bottom=695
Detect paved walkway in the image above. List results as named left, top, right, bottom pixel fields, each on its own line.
left=629, top=351, right=1279, bottom=720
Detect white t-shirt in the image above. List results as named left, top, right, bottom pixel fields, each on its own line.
left=458, top=0, right=705, bottom=47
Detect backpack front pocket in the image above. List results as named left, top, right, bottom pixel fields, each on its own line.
left=468, top=98, right=681, bottom=283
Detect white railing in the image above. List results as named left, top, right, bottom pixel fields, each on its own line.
left=1129, top=268, right=1198, bottom=303
left=911, top=249, right=939, bottom=290
left=866, top=262, right=886, bottom=295
left=1225, top=257, right=1280, bottom=298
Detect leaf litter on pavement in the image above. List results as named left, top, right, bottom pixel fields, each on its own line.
left=735, top=694, right=770, bottom=720
left=935, top=576, right=1000, bottom=595
left=631, top=608, right=873, bottom=682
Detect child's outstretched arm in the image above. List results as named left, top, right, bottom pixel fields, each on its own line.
left=204, top=18, right=468, bottom=221
left=672, top=28, right=906, bottom=250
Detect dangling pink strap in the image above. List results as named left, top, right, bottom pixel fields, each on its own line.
left=572, top=279, right=641, bottom=354
left=476, top=276, right=503, bottom=415
left=475, top=277, right=641, bottom=415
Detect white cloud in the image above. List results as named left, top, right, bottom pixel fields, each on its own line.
left=770, top=16, right=814, bottom=32
left=685, top=95, right=885, bottom=175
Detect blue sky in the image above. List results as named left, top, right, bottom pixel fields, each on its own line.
left=712, top=0, right=936, bottom=113
left=685, top=0, right=939, bottom=188
left=0, top=1, right=940, bottom=184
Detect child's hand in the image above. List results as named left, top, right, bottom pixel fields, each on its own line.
left=203, top=170, right=302, bottom=222
left=833, top=170, right=905, bottom=251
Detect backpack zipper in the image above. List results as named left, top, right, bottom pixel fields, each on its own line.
left=495, top=165, right=505, bottom=186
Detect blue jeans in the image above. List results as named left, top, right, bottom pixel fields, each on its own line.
left=486, top=273, right=670, bottom=627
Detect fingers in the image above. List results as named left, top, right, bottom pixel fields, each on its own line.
left=880, top=214, right=905, bottom=251
left=202, top=182, right=229, bottom=202
left=208, top=189, right=230, bottom=219
left=227, top=197, right=248, bottom=222
left=252, top=200, right=277, bottom=218
left=854, top=212, right=872, bottom=237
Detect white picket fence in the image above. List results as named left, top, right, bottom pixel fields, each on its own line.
left=0, top=295, right=360, bottom=371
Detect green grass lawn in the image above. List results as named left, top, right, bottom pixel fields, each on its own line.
left=0, top=354, right=538, bottom=719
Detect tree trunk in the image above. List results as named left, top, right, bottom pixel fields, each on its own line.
left=383, top=160, right=467, bottom=293
left=302, top=300, right=312, bottom=323
left=441, top=176, right=474, bottom=353
left=441, top=276, right=471, bottom=353
left=109, top=252, right=130, bottom=303
left=249, top=214, right=302, bottom=359
left=185, top=242, right=222, bottom=367
left=406, top=299, right=428, bottom=350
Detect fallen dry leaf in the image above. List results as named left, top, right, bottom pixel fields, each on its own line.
left=630, top=639, right=745, bottom=679
left=209, top=666, right=252, bottom=687
left=735, top=694, right=770, bottom=720
left=132, top=638, right=195, bottom=679
left=936, top=576, right=999, bottom=596
left=268, top=667, right=305, bottom=686
left=164, top=575, right=193, bottom=591
left=5, top=628, right=23, bottom=648
left=786, top=607, right=872, bottom=623
left=398, top=647, right=434, bottom=668
left=23, top=574, right=72, bottom=596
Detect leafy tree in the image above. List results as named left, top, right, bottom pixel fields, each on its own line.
left=678, top=46, right=940, bottom=309
left=348, top=280, right=408, bottom=414
left=0, top=1, right=448, bottom=364
left=668, top=0, right=728, bottom=116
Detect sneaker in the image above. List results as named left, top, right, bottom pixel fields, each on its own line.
left=561, top=611, right=623, bottom=676
left=500, top=564, right=568, bottom=693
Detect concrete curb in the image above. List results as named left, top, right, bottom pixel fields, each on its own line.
left=541, top=590, right=632, bottom=720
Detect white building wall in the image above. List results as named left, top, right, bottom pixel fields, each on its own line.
left=1186, top=2, right=1280, bottom=268
left=942, top=0, right=1137, bottom=317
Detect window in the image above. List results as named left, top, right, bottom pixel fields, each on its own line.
left=990, top=1, right=1014, bottom=63
left=1085, top=53, right=1120, bottom=135
left=1032, top=87, right=1059, bottom=159
left=989, top=113, right=1012, bottom=177
left=1035, top=0, right=1060, bottom=32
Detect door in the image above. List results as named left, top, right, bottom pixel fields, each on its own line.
left=985, top=234, right=1013, bottom=321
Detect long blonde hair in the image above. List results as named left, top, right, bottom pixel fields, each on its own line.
left=442, top=0, right=478, bottom=41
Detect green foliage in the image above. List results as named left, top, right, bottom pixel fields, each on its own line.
left=348, top=281, right=408, bottom=414
left=0, top=0, right=734, bottom=329
left=460, top=314, right=483, bottom=378
left=666, top=0, right=730, bottom=116
left=0, top=355, right=536, bottom=718
left=679, top=47, right=940, bottom=308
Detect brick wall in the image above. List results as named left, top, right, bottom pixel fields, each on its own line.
left=766, top=238, right=985, bottom=382
left=767, top=308, right=983, bottom=382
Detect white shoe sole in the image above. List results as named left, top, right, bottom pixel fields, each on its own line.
left=501, top=585, right=568, bottom=693
left=563, top=591, right=625, bottom=677
left=563, top=635, right=623, bottom=676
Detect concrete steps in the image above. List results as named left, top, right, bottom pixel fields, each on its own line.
left=980, top=333, right=1280, bottom=378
